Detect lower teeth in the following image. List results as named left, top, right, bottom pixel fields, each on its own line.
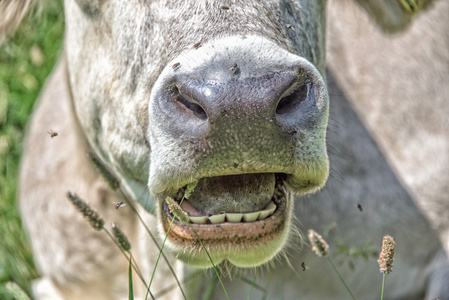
left=171, top=176, right=285, bottom=224
left=171, top=200, right=278, bottom=224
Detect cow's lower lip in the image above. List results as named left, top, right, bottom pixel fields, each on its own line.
left=161, top=192, right=287, bottom=240
left=159, top=175, right=290, bottom=266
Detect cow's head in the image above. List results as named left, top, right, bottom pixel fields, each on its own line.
left=63, top=0, right=329, bottom=267
left=4, top=0, right=424, bottom=267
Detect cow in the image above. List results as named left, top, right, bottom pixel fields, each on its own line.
left=1, top=0, right=448, bottom=299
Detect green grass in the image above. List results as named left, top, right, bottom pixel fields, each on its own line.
left=0, top=1, right=65, bottom=298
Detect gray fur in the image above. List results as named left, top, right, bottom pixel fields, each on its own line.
left=2, top=0, right=448, bottom=299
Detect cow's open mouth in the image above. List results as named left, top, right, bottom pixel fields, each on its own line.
left=159, top=173, right=291, bottom=267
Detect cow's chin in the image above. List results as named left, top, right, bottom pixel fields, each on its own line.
left=157, top=175, right=292, bottom=267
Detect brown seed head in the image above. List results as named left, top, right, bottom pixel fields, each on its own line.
left=308, top=229, right=329, bottom=257
left=67, top=192, right=104, bottom=230
left=86, top=150, right=120, bottom=190
left=112, top=223, right=131, bottom=252
left=377, top=235, right=395, bottom=274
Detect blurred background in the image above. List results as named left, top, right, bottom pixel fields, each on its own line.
left=0, top=1, right=64, bottom=298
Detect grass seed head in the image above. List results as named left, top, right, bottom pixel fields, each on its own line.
left=308, top=229, right=329, bottom=257
left=87, top=150, right=120, bottom=190
left=67, top=192, right=104, bottom=230
left=399, top=0, right=424, bottom=15
left=184, top=181, right=198, bottom=200
left=112, top=223, right=131, bottom=252
left=377, top=235, right=395, bottom=274
left=165, top=197, right=189, bottom=223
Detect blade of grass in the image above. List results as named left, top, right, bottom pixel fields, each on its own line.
left=278, top=274, right=283, bottom=300
left=203, top=272, right=219, bottom=300
left=154, top=269, right=203, bottom=298
left=381, top=273, right=385, bottom=300
left=146, top=214, right=176, bottom=300
left=67, top=192, right=155, bottom=299
left=146, top=184, right=200, bottom=299
left=163, top=191, right=229, bottom=300
left=103, top=229, right=155, bottom=300
left=187, top=224, right=229, bottom=300
left=86, top=151, right=186, bottom=299
left=129, top=255, right=134, bottom=300
left=5, top=282, right=31, bottom=300
left=327, top=257, right=356, bottom=300
left=246, top=270, right=258, bottom=300
left=121, top=191, right=186, bottom=300
left=239, top=275, right=266, bottom=294
left=308, top=229, right=356, bottom=300
left=261, top=272, right=274, bottom=300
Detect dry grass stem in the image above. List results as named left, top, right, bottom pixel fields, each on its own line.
left=85, top=152, right=190, bottom=298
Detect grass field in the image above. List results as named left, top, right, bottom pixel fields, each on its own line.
left=0, top=1, right=65, bottom=298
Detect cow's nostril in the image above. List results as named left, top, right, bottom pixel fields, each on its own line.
left=176, top=96, right=208, bottom=120
left=171, top=85, right=208, bottom=120
left=276, top=84, right=308, bottom=115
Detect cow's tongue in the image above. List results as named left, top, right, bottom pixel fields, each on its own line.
left=184, top=174, right=276, bottom=216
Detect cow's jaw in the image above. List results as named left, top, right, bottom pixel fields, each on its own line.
left=158, top=173, right=292, bottom=267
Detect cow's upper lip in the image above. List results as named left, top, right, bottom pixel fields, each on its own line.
left=160, top=173, right=288, bottom=241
